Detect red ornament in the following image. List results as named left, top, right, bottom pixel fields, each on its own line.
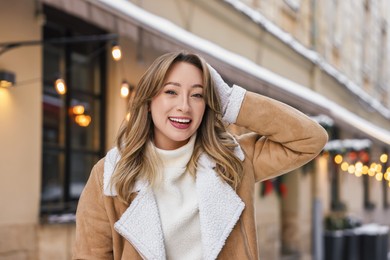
left=348, top=151, right=358, bottom=161
left=279, top=183, right=287, bottom=198
left=261, top=180, right=273, bottom=196
left=359, top=151, right=370, bottom=163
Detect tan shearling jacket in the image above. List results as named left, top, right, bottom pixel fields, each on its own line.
left=73, top=91, right=328, bottom=260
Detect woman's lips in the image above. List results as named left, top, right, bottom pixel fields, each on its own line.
left=169, top=117, right=192, bottom=129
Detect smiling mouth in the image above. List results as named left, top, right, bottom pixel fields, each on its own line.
left=169, top=117, right=191, bottom=124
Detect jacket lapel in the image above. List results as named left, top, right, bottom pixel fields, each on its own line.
left=103, top=143, right=246, bottom=260
left=114, top=182, right=166, bottom=260
left=104, top=148, right=166, bottom=259
left=196, top=154, right=245, bottom=260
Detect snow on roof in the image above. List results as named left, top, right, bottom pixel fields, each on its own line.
left=96, top=0, right=390, bottom=145
left=324, top=139, right=372, bottom=152
left=223, top=0, right=390, bottom=119
left=311, top=115, right=334, bottom=127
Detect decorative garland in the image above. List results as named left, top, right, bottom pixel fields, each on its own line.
left=260, top=176, right=287, bottom=198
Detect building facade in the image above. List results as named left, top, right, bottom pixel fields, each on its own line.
left=0, top=0, right=389, bottom=259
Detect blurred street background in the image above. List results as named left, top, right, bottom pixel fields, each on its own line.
left=1, top=0, right=390, bottom=259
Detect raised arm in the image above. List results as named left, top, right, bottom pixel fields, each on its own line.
left=208, top=64, right=328, bottom=182
left=235, top=91, right=328, bottom=181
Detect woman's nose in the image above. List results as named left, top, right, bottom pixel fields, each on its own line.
left=177, top=95, right=190, bottom=112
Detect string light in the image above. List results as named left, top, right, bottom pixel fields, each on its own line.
left=72, top=105, right=85, bottom=115
left=331, top=151, right=390, bottom=186
left=354, top=162, right=363, bottom=177
left=341, top=162, right=349, bottom=171
left=355, top=161, right=363, bottom=169
left=70, top=104, right=91, bottom=127
left=111, top=42, right=122, bottom=61
left=380, top=154, right=388, bottom=163
left=75, top=114, right=91, bottom=127
left=347, top=165, right=355, bottom=174
left=120, top=81, right=130, bottom=98
left=375, top=173, right=383, bottom=182
left=55, top=78, right=66, bottom=95
left=334, top=154, right=343, bottom=164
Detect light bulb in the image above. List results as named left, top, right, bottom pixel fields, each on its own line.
left=375, top=172, right=383, bottom=181
left=334, top=154, right=343, bottom=164
left=0, top=80, right=13, bottom=88
left=341, top=162, right=349, bottom=171
left=72, top=105, right=85, bottom=115
left=75, top=114, right=91, bottom=127
left=112, top=44, right=122, bottom=61
left=55, top=78, right=66, bottom=95
left=120, top=81, right=130, bottom=98
left=380, top=154, right=388, bottom=163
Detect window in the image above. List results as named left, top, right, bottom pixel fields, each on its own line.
left=324, top=127, right=345, bottom=211
left=41, top=6, right=106, bottom=217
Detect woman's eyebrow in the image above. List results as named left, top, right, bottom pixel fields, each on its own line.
left=163, top=82, right=203, bottom=88
left=163, top=81, right=181, bottom=87
left=192, top=84, right=204, bottom=89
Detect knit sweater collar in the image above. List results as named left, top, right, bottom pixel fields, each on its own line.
left=154, top=134, right=196, bottom=168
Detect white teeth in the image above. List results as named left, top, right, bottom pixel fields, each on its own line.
left=169, top=117, right=191, bottom=123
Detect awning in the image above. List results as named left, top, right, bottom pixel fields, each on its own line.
left=41, top=0, right=390, bottom=145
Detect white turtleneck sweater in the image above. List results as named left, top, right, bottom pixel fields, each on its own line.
left=153, top=135, right=202, bottom=260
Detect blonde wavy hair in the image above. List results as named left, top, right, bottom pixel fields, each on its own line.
left=111, top=51, right=243, bottom=204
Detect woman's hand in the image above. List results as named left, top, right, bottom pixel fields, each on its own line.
left=207, top=64, right=246, bottom=124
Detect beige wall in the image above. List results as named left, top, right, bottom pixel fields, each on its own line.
left=0, top=0, right=42, bottom=259
left=0, top=0, right=41, bottom=225
left=105, top=37, right=165, bottom=149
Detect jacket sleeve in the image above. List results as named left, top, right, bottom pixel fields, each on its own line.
left=73, top=160, right=114, bottom=260
left=235, top=91, right=328, bottom=182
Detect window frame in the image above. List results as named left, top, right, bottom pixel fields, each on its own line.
left=41, top=5, right=107, bottom=218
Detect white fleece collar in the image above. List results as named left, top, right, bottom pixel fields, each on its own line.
left=114, top=186, right=166, bottom=260
left=103, top=138, right=244, bottom=196
left=196, top=154, right=245, bottom=260
left=103, top=140, right=245, bottom=260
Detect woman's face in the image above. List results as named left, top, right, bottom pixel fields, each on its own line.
left=150, top=61, right=206, bottom=150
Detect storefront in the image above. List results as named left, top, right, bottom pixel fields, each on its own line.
left=1, top=0, right=389, bottom=259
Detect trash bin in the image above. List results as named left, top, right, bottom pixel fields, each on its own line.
left=343, top=229, right=360, bottom=260
left=324, top=230, right=344, bottom=260
left=377, top=225, right=389, bottom=260
left=355, top=224, right=389, bottom=260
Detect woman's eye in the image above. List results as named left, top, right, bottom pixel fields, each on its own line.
left=192, top=93, right=204, bottom=98
left=165, top=90, right=177, bottom=95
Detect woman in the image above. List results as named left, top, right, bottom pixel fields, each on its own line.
left=73, top=51, right=328, bottom=259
